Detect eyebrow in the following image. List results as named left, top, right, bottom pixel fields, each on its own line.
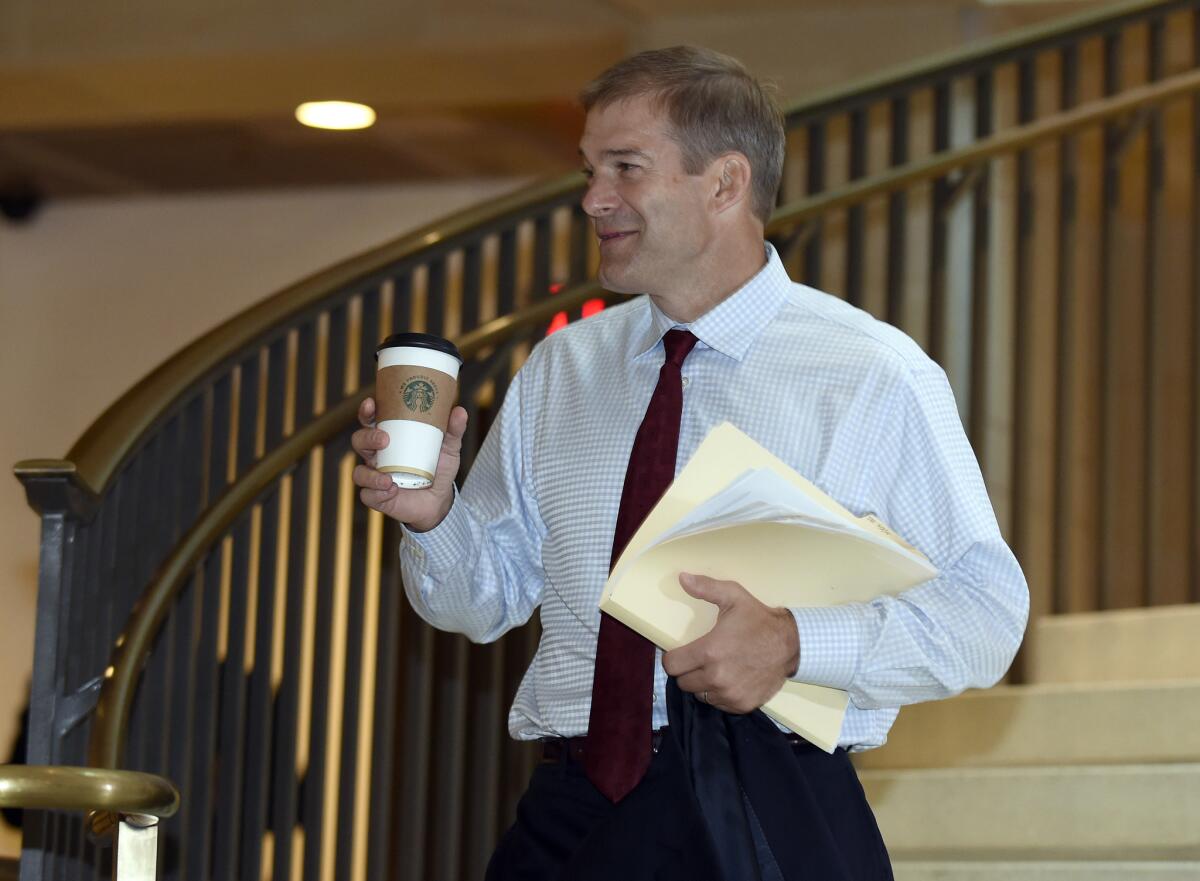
left=578, top=147, right=653, bottom=163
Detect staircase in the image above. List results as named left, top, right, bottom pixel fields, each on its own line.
left=858, top=606, right=1200, bottom=878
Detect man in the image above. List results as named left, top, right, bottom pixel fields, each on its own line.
left=353, top=46, right=1028, bottom=880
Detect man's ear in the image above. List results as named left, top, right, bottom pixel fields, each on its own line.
left=711, top=153, right=752, bottom=214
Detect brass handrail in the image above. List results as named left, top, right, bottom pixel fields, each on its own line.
left=88, top=279, right=616, bottom=770
left=14, top=0, right=1183, bottom=501
left=87, top=58, right=1200, bottom=770
left=0, top=765, right=179, bottom=822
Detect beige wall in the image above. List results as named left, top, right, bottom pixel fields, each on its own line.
left=0, top=176, right=525, bottom=857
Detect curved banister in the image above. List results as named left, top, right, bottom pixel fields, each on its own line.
left=0, top=765, right=179, bottom=822
left=84, top=58, right=1200, bottom=771
left=16, top=0, right=1185, bottom=502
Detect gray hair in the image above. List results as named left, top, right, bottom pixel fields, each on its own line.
left=581, top=45, right=785, bottom=223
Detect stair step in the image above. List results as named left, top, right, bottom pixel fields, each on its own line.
left=862, top=764, right=1200, bottom=860
left=894, top=862, right=1200, bottom=880
left=1028, top=605, right=1200, bottom=684
left=853, top=680, right=1200, bottom=770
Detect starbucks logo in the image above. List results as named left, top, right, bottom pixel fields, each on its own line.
left=403, top=378, right=436, bottom=413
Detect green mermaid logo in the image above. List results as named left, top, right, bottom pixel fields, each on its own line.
left=403, top=378, right=436, bottom=413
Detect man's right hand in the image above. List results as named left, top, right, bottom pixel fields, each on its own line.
left=351, top=396, right=468, bottom=533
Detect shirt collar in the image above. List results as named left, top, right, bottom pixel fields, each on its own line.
left=631, top=243, right=790, bottom=363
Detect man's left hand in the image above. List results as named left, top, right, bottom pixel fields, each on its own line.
left=662, top=573, right=801, bottom=714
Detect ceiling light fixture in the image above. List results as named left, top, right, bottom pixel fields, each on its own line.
left=295, top=101, right=377, bottom=131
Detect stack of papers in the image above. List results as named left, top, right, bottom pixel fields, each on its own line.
left=599, top=422, right=938, bottom=752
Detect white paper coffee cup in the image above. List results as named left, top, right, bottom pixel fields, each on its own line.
left=375, top=333, right=462, bottom=489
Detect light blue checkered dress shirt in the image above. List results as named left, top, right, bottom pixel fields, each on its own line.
left=400, top=244, right=1029, bottom=750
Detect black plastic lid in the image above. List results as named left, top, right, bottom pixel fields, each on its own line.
left=376, top=332, right=462, bottom=362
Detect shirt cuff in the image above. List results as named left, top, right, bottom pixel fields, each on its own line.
left=788, top=604, right=875, bottom=692
left=400, top=490, right=469, bottom=575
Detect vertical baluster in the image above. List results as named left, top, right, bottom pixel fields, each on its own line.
left=265, top=335, right=289, bottom=452
left=802, top=119, right=825, bottom=287
left=1057, top=37, right=1107, bottom=614
left=426, top=257, right=448, bottom=339
left=940, top=74, right=981, bottom=425
left=394, top=578, right=435, bottom=881
left=271, top=455, right=313, bottom=881
left=184, top=543, right=225, bottom=881
left=886, top=95, right=908, bottom=331
left=461, top=242, right=484, bottom=336
left=968, top=71, right=994, bottom=454
left=779, top=122, right=809, bottom=278
left=428, top=629, right=469, bottom=881
left=1015, top=49, right=1064, bottom=624
left=1146, top=10, right=1197, bottom=606
left=461, top=638, right=505, bottom=881
left=300, top=441, right=346, bottom=881
left=498, top=624, right=540, bottom=832
left=982, top=63, right=1020, bottom=540
left=1101, top=23, right=1152, bottom=609
left=844, top=108, right=867, bottom=308
left=531, top=213, right=553, bottom=306
left=213, top=509, right=254, bottom=880
left=237, top=354, right=262, bottom=480
left=859, top=100, right=892, bottom=321
left=324, top=304, right=350, bottom=418
left=821, top=113, right=851, bottom=298
left=569, top=205, right=592, bottom=287
left=901, top=86, right=936, bottom=351
left=497, top=229, right=518, bottom=319
left=207, top=376, right=233, bottom=505
left=1191, top=9, right=1200, bottom=605
left=391, top=272, right=414, bottom=338
left=239, top=483, right=282, bottom=881
left=928, top=79, right=952, bottom=368
left=334, top=301, right=375, bottom=880
left=366, top=518, right=403, bottom=881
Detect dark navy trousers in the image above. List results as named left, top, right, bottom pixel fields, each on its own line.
left=485, top=737, right=893, bottom=881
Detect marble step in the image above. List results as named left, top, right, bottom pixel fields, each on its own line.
left=853, top=680, right=1200, bottom=770
left=893, top=861, right=1200, bottom=880
left=1026, top=604, right=1200, bottom=684
left=861, top=764, right=1200, bottom=861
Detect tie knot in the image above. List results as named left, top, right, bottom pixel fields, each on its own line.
left=662, top=329, right=698, bottom=368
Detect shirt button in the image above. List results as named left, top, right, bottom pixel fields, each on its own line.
left=681, top=377, right=691, bottom=388
left=651, top=693, right=658, bottom=703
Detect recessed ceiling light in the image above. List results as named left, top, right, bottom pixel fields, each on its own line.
left=294, top=101, right=377, bottom=131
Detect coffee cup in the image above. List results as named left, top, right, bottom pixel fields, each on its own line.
left=374, top=333, right=462, bottom=489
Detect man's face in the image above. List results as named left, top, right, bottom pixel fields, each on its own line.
left=578, top=95, right=714, bottom=298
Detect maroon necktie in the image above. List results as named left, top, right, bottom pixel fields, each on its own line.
left=585, top=328, right=699, bottom=802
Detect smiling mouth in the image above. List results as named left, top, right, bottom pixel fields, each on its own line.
left=598, top=231, right=637, bottom=245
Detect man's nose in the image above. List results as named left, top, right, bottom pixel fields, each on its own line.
left=582, top=177, right=615, bottom=217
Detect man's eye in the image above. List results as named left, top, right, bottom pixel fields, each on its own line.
left=617, top=163, right=638, bottom=172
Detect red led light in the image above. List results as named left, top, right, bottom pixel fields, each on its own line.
left=546, top=311, right=569, bottom=335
